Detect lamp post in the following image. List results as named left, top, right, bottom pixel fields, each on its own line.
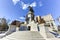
left=58, top=17, right=60, bottom=23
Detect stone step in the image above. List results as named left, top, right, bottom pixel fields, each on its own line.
left=1, top=31, right=46, bottom=40
left=1, top=38, right=45, bottom=40
left=46, top=32, right=55, bottom=38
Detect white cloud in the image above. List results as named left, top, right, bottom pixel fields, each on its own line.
left=12, top=0, right=29, bottom=9
left=39, top=1, right=43, bottom=7
left=20, top=1, right=37, bottom=10
left=21, top=1, right=29, bottom=10
left=19, top=17, right=25, bottom=19
left=12, top=0, right=20, bottom=5
left=12, top=0, right=37, bottom=10
left=30, top=2, right=36, bottom=7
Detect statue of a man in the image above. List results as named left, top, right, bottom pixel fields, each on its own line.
left=28, top=6, right=34, bottom=13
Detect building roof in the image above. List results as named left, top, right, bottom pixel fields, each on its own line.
left=41, top=14, right=54, bottom=22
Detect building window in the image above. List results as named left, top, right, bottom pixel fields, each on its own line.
left=37, top=26, right=40, bottom=31
left=58, top=25, right=60, bottom=31
left=51, top=23, right=54, bottom=26
left=44, top=23, right=50, bottom=27
left=28, top=26, right=31, bottom=31
left=19, top=26, right=27, bottom=31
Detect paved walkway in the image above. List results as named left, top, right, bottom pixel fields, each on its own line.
left=0, top=31, right=45, bottom=40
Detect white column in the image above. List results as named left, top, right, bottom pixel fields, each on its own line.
left=39, top=24, right=47, bottom=38
left=27, top=21, right=38, bottom=31
left=16, top=27, right=19, bottom=31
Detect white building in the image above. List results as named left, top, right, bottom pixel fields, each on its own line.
left=0, top=6, right=60, bottom=40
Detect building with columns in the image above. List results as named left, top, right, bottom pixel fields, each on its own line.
left=0, top=6, right=60, bottom=40
left=25, top=6, right=35, bottom=24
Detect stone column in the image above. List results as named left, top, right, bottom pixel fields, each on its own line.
left=27, top=21, right=38, bottom=31
left=39, top=24, right=47, bottom=38
left=16, top=27, right=19, bottom=31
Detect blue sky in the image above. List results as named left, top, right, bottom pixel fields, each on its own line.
left=0, top=0, right=60, bottom=25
